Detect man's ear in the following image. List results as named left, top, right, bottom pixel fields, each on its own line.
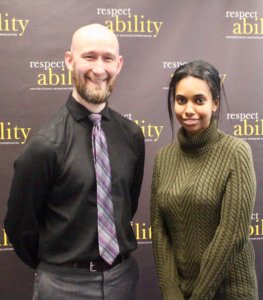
left=117, top=55, right=123, bottom=74
left=65, top=51, right=73, bottom=71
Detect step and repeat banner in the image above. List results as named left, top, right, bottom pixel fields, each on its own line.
left=1, top=1, right=263, bottom=299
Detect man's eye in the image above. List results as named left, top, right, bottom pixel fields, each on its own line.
left=105, top=57, right=114, bottom=61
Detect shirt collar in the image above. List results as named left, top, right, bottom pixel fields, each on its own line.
left=66, top=93, right=111, bottom=122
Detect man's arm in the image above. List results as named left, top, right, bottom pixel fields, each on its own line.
left=4, top=135, right=57, bottom=269
left=130, top=129, right=145, bottom=217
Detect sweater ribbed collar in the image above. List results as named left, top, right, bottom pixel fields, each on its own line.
left=177, top=120, right=222, bottom=154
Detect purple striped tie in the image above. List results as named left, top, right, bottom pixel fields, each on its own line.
left=89, top=114, right=120, bottom=265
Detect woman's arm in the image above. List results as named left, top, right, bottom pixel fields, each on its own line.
left=151, top=152, right=185, bottom=300
left=190, top=141, right=256, bottom=299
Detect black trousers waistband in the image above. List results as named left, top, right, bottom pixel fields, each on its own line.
left=58, top=254, right=130, bottom=272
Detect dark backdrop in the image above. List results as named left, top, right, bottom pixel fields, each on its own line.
left=1, top=1, right=263, bottom=299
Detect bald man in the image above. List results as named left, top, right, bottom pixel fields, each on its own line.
left=4, top=24, right=145, bottom=300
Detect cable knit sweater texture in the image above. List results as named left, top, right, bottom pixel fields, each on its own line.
left=151, top=121, right=258, bottom=300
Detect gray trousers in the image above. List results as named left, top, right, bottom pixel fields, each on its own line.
left=33, top=256, right=139, bottom=300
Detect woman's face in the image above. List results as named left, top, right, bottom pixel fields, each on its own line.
left=174, top=76, right=218, bottom=136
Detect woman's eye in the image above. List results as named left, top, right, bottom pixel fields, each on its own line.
left=176, top=97, right=186, bottom=104
left=196, top=98, right=205, bottom=104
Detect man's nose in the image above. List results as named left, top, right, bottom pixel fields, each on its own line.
left=92, top=59, right=105, bottom=75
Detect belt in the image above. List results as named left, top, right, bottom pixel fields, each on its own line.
left=59, top=254, right=130, bottom=272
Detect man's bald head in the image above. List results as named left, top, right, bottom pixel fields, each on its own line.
left=70, top=24, right=120, bottom=55
left=65, top=24, right=123, bottom=111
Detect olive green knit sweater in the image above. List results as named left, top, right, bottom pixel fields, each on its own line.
left=151, top=121, right=258, bottom=300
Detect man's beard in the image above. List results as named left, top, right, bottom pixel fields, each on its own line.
left=73, top=68, right=116, bottom=105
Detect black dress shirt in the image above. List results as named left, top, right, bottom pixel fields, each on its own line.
left=4, top=94, right=145, bottom=269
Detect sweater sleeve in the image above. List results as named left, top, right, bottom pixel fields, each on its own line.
left=4, top=135, right=57, bottom=269
left=151, top=152, right=185, bottom=300
left=190, top=141, right=256, bottom=300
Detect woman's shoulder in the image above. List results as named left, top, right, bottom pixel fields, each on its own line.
left=156, top=142, right=178, bottom=156
left=218, top=132, right=253, bottom=164
left=219, top=131, right=251, bottom=151
left=153, top=142, right=179, bottom=167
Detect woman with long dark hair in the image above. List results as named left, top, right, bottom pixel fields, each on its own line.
left=151, top=60, right=258, bottom=299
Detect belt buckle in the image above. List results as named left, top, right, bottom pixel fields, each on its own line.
left=89, top=261, right=97, bottom=272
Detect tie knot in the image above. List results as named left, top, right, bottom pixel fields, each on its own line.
left=89, top=114, right=102, bottom=126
